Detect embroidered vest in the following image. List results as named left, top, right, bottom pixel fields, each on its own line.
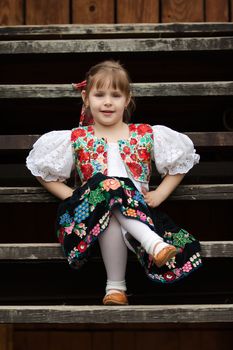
left=71, top=124, right=154, bottom=183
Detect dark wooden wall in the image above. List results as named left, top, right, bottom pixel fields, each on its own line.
left=0, top=0, right=232, bottom=25
left=10, top=324, right=233, bottom=350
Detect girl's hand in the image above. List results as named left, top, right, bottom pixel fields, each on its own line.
left=141, top=188, right=162, bottom=208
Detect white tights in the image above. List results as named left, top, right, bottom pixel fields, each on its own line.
left=98, top=209, right=167, bottom=294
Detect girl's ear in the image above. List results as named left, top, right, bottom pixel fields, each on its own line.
left=81, top=90, right=87, bottom=104
left=126, top=93, right=132, bottom=108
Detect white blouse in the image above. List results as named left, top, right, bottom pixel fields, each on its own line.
left=26, top=125, right=200, bottom=189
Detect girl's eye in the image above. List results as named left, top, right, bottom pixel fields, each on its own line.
left=112, top=93, right=122, bottom=97
left=94, top=92, right=104, bottom=97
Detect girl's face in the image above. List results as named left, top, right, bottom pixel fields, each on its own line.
left=83, top=81, right=129, bottom=127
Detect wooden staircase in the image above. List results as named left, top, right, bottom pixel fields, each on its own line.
left=0, top=23, right=233, bottom=324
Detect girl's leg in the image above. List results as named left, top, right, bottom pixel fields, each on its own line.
left=113, top=209, right=176, bottom=263
left=98, top=215, right=128, bottom=295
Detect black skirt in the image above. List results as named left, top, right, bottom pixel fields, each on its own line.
left=56, top=173, right=202, bottom=284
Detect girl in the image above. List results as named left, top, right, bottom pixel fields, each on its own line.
left=26, top=60, right=202, bottom=306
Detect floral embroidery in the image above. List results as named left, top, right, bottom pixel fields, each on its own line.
left=136, top=210, right=147, bottom=222
left=88, top=188, right=105, bottom=206
left=71, top=124, right=154, bottom=183
left=126, top=162, right=142, bottom=178
left=74, top=223, right=87, bottom=238
left=133, top=191, right=146, bottom=204
left=190, top=253, right=202, bottom=268
left=77, top=241, right=87, bottom=253
left=182, top=261, right=193, bottom=273
left=127, top=198, right=139, bottom=207
left=57, top=171, right=202, bottom=284
left=138, top=147, right=150, bottom=160
left=109, top=197, right=122, bottom=207
left=101, top=178, right=121, bottom=191
left=59, top=212, right=73, bottom=226
left=123, top=188, right=134, bottom=197
left=99, top=211, right=110, bottom=225
left=137, top=124, right=153, bottom=136
left=68, top=247, right=78, bottom=264
left=166, top=257, right=176, bottom=269
left=79, top=187, right=90, bottom=201
left=91, top=223, right=101, bottom=236
left=147, top=217, right=154, bottom=226
left=57, top=227, right=65, bottom=244
left=78, top=149, right=90, bottom=162
left=173, top=268, right=182, bottom=277
left=172, top=229, right=195, bottom=247
left=163, top=271, right=176, bottom=282
left=124, top=208, right=137, bottom=218
left=71, top=128, right=86, bottom=141
left=64, top=221, right=75, bottom=234
left=164, top=231, right=173, bottom=245
left=80, top=163, right=94, bottom=181
left=74, top=198, right=89, bottom=223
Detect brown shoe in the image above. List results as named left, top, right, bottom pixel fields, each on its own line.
left=103, top=292, right=128, bottom=306
left=153, top=245, right=177, bottom=268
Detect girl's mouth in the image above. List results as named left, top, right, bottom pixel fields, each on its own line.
left=101, top=110, right=114, bottom=115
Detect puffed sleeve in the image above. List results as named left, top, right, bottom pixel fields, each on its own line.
left=26, top=130, right=74, bottom=182
left=152, top=125, right=200, bottom=177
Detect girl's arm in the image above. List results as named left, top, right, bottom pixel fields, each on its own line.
left=37, top=177, right=74, bottom=200
left=142, top=173, right=185, bottom=208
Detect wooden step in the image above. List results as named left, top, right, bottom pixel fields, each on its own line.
left=0, top=185, right=233, bottom=202
left=1, top=37, right=233, bottom=55
left=1, top=82, right=233, bottom=98
left=0, top=304, right=232, bottom=323
left=1, top=133, right=233, bottom=150
left=0, top=23, right=233, bottom=39
left=0, top=241, right=232, bottom=259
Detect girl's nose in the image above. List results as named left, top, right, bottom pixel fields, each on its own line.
left=104, top=96, right=112, bottom=106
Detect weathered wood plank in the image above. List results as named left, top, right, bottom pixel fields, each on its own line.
left=163, top=184, right=233, bottom=200
left=205, top=0, right=229, bottom=22
left=200, top=241, right=233, bottom=258
left=0, top=132, right=232, bottom=150
left=0, top=325, right=13, bottom=350
left=0, top=37, right=233, bottom=54
left=0, top=241, right=232, bottom=259
left=162, top=0, right=204, bottom=23
left=0, top=0, right=23, bottom=25
left=1, top=162, right=233, bottom=185
left=0, top=304, right=232, bottom=323
left=72, top=0, right=114, bottom=24
left=0, top=185, right=233, bottom=202
left=26, top=0, right=70, bottom=25
left=232, top=0, right=233, bottom=24
left=1, top=82, right=233, bottom=99
left=117, top=0, right=159, bottom=23
left=1, top=23, right=233, bottom=39
left=185, top=132, right=233, bottom=147
left=0, top=135, right=39, bottom=149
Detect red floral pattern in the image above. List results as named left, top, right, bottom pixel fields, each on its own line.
left=137, top=124, right=152, bottom=136
left=163, top=271, right=176, bottom=282
left=138, top=147, right=150, bottom=160
left=81, top=164, right=94, bottom=181
left=77, top=241, right=87, bottom=253
left=71, top=128, right=87, bottom=141
left=127, top=162, right=143, bottom=178
left=71, top=124, right=154, bottom=183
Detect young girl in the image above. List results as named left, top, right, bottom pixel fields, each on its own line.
left=26, top=60, right=202, bottom=305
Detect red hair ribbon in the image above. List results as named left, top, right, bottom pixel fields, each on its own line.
left=72, top=80, right=93, bottom=126
left=72, top=80, right=87, bottom=91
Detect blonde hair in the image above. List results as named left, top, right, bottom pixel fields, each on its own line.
left=84, top=60, right=135, bottom=122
